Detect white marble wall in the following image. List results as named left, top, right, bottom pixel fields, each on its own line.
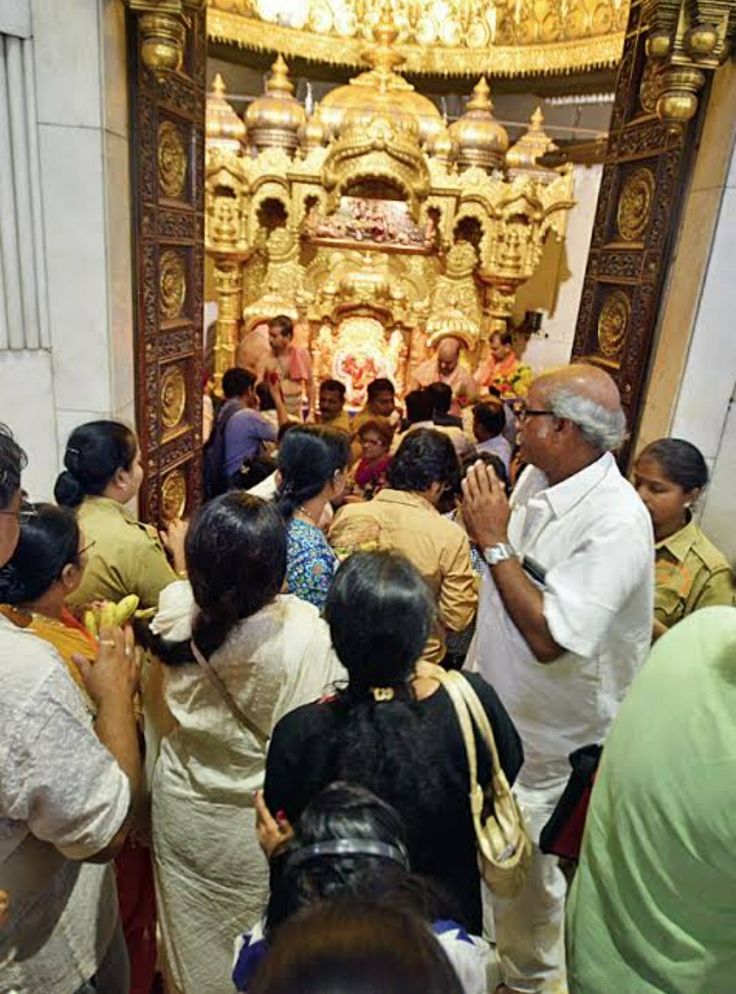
left=523, top=163, right=603, bottom=373
left=0, top=0, right=134, bottom=501
left=671, top=141, right=736, bottom=561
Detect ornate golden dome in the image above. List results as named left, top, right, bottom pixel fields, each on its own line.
left=298, top=103, right=327, bottom=152
left=426, top=120, right=457, bottom=165
left=319, top=10, right=443, bottom=146
left=245, top=55, right=305, bottom=153
left=449, top=77, right=509, bottom=172
left=506, top=107, right=558, bottom=174
left=206, top=73, right=246, bottom=154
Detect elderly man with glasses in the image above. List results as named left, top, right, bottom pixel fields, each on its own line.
left=461, top=364, right=654, bottom=994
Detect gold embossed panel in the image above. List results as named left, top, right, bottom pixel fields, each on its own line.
left=616, top=167, right=655, bottom=242
left=157, top=120, right=188, bottom=200
left=159, top=249, right=188, bottom=321
left=128, top=6, right=206, bottom=524
left=597, top=289, right=631, bottom=357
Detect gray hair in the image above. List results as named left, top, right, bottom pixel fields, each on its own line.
left=547, top=387, right=627, bottom=452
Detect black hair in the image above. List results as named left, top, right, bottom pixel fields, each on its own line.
left=461, top=450, right=510, bottom=496
left=492, top=330, right=513, bottom=347
left=0, top=423, right=27, bottom=510
left=387, top=428, right=459, bottom=495
left=638, top=437, right=709, bottom=492
left=426, top=382, right=452, bottom=416
left=404, top=389, right=434, bottom=425
left=321, top=553, right=444, bottom=850
left=0, top=503, right=80, bottom=604
left=269, top=314, right=294, bottom=338
left=256, top=381, right=276, bottom=412
left=275, top=425, right=350, bottom=521
left=229, top=455, right=278, bottom=492
left=54, top=421, right=137, bottom=509
left=320, top=379, right=346, bottom=399
left=357, top=419, right=393, bottom=449
left=473, top=400, right=506, bottom=437
left=222, top=367, right=256, bottom=399
left=325, top=552, right=434, bottom=692
left=266, top=783, right=457, bottom=935
left=367, top=378, right=395, bottom=402
left=187, top=492, right=287, bottom=658
left=250, top=901, right=462, bottom=994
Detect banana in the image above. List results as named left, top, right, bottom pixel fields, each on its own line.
left=99, top=601, right=115, bottom=630
left=134, top=607, right=156, bottom=620
left=114, top=595, right=140, bottom=626
left=84, top=609, right=98, bottom=639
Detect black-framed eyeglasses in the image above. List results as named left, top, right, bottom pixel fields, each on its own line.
left=77, top=540, right=96, bottom=558
left=0, top=504, right=38, bottom=522
left=511, top=402, right=555, bottom=421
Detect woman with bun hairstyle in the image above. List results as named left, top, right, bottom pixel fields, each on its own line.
left=0, top=503, right=97, bottom=707
left=55, top=420, right=186, bottom=610
left=633, top=437, right=735, bottom=638
left=275, top=425, right=350, bottom=609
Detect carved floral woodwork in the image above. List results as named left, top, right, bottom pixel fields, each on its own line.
left=127, top=1, right=206, bottom=522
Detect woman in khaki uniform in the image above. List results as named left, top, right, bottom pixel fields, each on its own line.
left=55, top=421, right=186, bottom=610
left=633, top=437, right=735, bottom=639
left=54, top=419, right=187, bottom=994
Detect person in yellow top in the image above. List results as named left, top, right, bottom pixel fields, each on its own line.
left=55, top=421, right=187, bottom=610
left=0, top=502, right=97, bottom=710
left=316, top=379, right=352, bottom=434
left=330, top=427, right=477, bottom=665
left=633, top=437, right=735, bottom=638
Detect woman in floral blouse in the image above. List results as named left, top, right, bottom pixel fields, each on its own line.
left=275, top=425, right=350, bottom=609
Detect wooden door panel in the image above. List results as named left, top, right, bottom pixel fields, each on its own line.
left=128, top=7, right=206, bottom=523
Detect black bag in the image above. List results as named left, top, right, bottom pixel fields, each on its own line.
left=539, top=744, right=602, bottom=861
left=203, top=401, right=239, bottom=500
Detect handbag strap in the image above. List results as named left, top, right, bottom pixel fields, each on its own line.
left=422, top=665, right=482, bottom=800
left=446, top=672, right=506, bottom=786
left=190, top=640, right=268, bottom=747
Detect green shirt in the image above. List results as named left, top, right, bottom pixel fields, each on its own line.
left=567, top=607, right=736, bottom=994
left=67, top=496, right=177, bottom=610
left=655, top=516, right=735, bottom=627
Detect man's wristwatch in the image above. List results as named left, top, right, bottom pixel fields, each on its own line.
left=483, top=542, right=516, bottom=567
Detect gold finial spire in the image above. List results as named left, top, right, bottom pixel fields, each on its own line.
left=268, top=54, right=295, bottom=95
left=206, top=72, right=246, bottom=151
left=467, top=77, right=493, bottom=113
left=505, top=106, right=558, bottom=172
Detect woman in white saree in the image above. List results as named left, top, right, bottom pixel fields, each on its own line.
left=149, top=493, right=344, bottom=994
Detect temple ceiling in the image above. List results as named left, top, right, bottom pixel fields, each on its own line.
left=207, top=0, right=630, bottom=79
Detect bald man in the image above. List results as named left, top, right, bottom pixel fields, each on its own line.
left=461, top=364, right=654, bottom=994
left=408, top=336, right=478, bottom=413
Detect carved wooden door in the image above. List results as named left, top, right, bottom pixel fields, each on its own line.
left=128, top=8, right=206, bottom=523
left=570, top=0, right=706, bottom=464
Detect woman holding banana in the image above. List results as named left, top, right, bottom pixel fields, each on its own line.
left=54, top=419, right=180, bottom=994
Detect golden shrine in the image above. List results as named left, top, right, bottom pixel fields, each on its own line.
left=205, top=10, right=577, bottom=405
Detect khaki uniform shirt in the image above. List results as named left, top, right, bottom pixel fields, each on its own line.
left=68, top=496, right=178, bottom=610
left=329, top=489, right=477, bottom=664
left=655, top=517, right=735, bottom=628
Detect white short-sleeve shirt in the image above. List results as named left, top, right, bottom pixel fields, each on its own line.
left=0, top=616, right=130, bottom=994
left=467, top=452, right=654, bottom=789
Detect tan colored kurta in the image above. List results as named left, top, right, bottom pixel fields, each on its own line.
left=67, top=496, right=178, bottom=610
left=655, top=516, right=735, bottom=628
left=329, top=488, right=477, bottom=664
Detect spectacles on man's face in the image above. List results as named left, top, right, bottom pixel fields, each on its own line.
left=511, top=401, right=554, bottom=422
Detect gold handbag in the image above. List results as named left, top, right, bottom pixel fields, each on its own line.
left=427, top=664, right=532, bottom=898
